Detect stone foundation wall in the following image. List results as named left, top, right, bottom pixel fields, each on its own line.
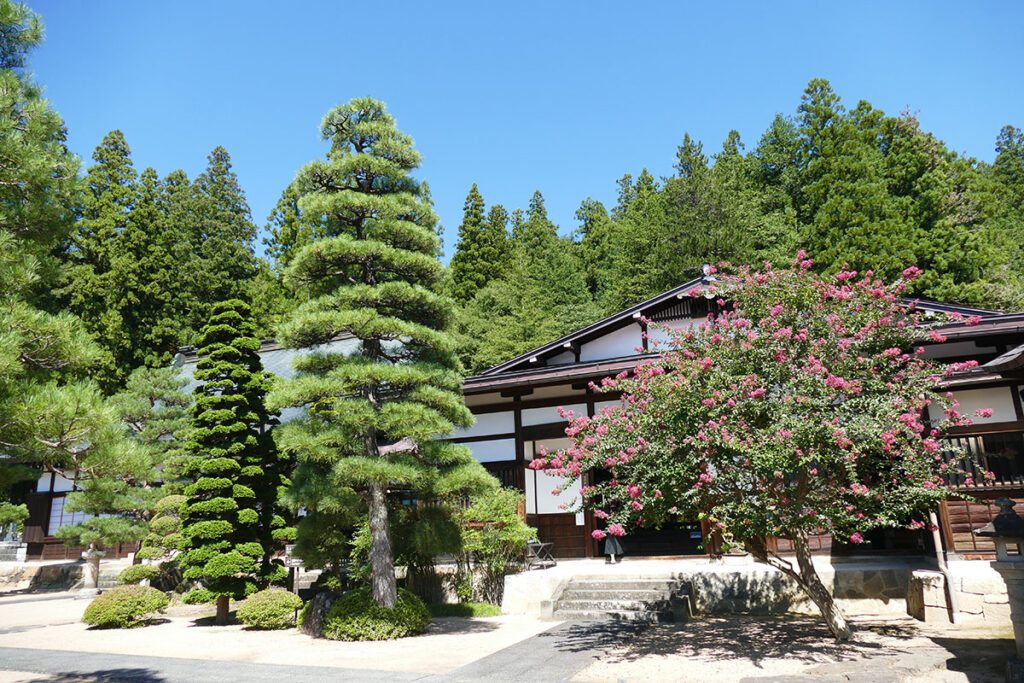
left=0, top=562, right=82, bottom=592
left=907, top=563, right=1010, bottom=624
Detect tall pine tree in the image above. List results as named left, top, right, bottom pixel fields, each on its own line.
left=449, top=183, right=491, bottom=302
left=268, top=98, right=492, bottom=608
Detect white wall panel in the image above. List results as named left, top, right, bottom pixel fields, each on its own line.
left=464, top=438, right=516, bottom=463
left=950, top=387, right=1017, bottom=424
left=579, top=325, right=643, bottom=362
left=521, top=403, right=587, bottom=427
left=451, top=410, right=515, bottom=439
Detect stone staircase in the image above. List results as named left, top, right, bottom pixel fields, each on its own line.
left=550, top=576, right=692, bottom=622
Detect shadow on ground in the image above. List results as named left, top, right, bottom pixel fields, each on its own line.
left=45, top=668, right=166, bottom=682
left=546, top=616, right=913, bottom=668
left=427, top=618, right=501, bottom=635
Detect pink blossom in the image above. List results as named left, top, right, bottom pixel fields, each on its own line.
left=591, top=529, right=607, bottom=540
left=975, top=408, right=993, bottom=418
left=631, top=500, right=644, bottom=511
left=927, top=330, right=947, bottom=343
left=901, top=266, right=922, bottom=280
left=849, top=532, right=865, bottom=544
left=627, top=484, right=642, bottom=499
left=607, top=523, right=626, bottom=537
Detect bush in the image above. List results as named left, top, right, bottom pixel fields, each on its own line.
left=134, top=546, right=164, bottom=561
left=428, top=602, right=501, bottom=617
left=117, top=564, right=161, bottom=585
left=322, top=587, right=431, bottom=641
left=82, top=586, right=169, bottom=629
left=236, top=588, right=303, bottom=630
left=182, top=587, right=216, bottom=604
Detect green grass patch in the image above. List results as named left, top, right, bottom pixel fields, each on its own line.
left=428, top=602, right=501, bottom=617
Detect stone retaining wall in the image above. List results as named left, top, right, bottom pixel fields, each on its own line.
left=0, top=562, right=83, bottom=592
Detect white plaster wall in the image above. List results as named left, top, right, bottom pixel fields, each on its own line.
left=579, top=324, right=643, bottom=362
left=450, top=410, right=515, bottom=439
left=521, top=403, right=587, bottom=427
left=950, top=387, right=1017, bottom=423
left=646, top=318, right=699, bottom=349
left=463, top=438, right=516, bottom=463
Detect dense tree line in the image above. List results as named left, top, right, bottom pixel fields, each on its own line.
left=441, top=80, right=1024, bottom=373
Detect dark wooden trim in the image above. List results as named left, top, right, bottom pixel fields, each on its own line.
left=1012, top=384, right=1024, bottom=421
left=521, top=422, right=571, bottom=441
left=449, top=433, right=516, bottom=444
left=513, top=397, right=524, bottom=469
left=470, top=393, right=601, bottom=415
left=500, top=388, right=533, bottom=398
left=945, top=419, right=1024, bottom=436
left=640, top=321, right=649, bottom=352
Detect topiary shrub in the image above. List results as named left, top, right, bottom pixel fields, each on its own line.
left=117, top=564, right=161, bottom=585
left=321, top=587, right=431, bottom=641
left=182, top=587, right=216, bottom=604
left=236, top=588, right=303, bottom=630
left=82, top=586, right=169, bottom=629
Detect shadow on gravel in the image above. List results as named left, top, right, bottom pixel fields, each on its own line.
left=931, top=636, right=1015, bottom=683
left=47, top=668, right=166, bottom=682
left=547, top=616, right=917, bottom=668
left=427, top=618, right=501, bottom=635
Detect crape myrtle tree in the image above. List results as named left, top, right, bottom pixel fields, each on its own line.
left=179, top=300, right=291, bottom=625
left=531, top=256, right=983, bottom=641
left=268, top=98, right=494, bottom=609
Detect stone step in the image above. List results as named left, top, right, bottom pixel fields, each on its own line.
left=560, top=588, right=672, bottom=600
left=557, top=598, right=667, bottom=611
left=552, top=608, right=669, bottom=622
left=567, top=579, right=681, bottom=591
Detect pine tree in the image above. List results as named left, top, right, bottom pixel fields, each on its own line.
left=179, top=300, right=287, bottom=625
left=189, top=148, right=259, bottom=331
left=449, top=183, right=491, bottom=301
left=268, top=98, right=492, bottom=608
left=484, top=204, right=511, bottom=269
left=61, top=131, right=138, bottom=389
left=0, top=0, right=130, bottom=525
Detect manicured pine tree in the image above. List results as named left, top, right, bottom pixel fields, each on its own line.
left=269, top=98, right=493, bottom=608
left=179, top=300, right=288, bottom=624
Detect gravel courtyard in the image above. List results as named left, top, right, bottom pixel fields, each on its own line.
left=0, top=591, right=1015, bottom=682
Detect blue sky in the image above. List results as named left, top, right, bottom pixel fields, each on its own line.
left=28, top=1, right=1024, bottom=261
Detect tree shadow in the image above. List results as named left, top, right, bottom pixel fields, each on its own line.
left=930, top=636, right=1016, bottom=683
left=47, top=668, right=167, bottom=682
left=84, top=617, right=172, bottom=631
left=544, top=616, right=917, bottom=669
left=426, top=617, right=501, bottom=635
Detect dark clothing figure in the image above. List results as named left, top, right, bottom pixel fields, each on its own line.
left=604, top=535, right=623, bottom=563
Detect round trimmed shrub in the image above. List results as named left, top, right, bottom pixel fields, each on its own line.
left=236, top=588, right=303, bottom=630
left=82, top=586, right=169, bottom=629
left=182, top=587, right=216, bottom=604
left=117, top=564, right=160, bottom=585
left=322, top=587, right=431, bottom=641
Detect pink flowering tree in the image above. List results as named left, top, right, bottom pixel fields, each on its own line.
left=532, top=256, right=984, bottom=641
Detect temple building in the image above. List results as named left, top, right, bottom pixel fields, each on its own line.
left=20, top=276, right=1024, bottom=562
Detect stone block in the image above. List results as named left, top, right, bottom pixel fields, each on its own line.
left=984, top=601, right=1012, bottom=623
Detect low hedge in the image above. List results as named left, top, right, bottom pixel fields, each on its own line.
left=181, top=587, right=216, bottom=604
left=236, top=588, right=303, bottom=630
left=321, top=587, right=431, bottom=641
left=82, top=586, right=169, bottom=629
left=117, top=564, right=161, bottom=585
left=428, top=602, right=501, bottom=617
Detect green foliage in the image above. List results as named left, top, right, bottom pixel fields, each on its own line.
left=269, top=98, right=493, bottom=608
left=428, top=602, right=501, bottom=618
left=82, top=585, right=169, bottom=629
left=450, top=184, right=509, bottom=302
left=117, top=564, right=161, bottom=585
left=321, top=587, right=431, bottom=641
left=236, top=588, right=303, bottom=630
left=181, top=587, right=216, bottom=604
left=179, top=300, right=291, bottom=601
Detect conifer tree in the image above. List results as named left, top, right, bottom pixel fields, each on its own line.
left=0, top=0, right=130, bottom=524
left=449, top=184, right=491, bottom=301
left=268, top=98, right=492, bottom=608
left=189, top=148, right=259, bottom=331
left=179, top=300, right=287, bottom=625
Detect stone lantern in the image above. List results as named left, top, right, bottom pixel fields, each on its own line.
left=975, top=497, right=1024, bottom=680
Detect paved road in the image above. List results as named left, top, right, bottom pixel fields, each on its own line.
left=0, top=620, right=644, bottom=682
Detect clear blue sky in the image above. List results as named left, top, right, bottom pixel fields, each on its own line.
left=28, top=1, right=1024, bottom=261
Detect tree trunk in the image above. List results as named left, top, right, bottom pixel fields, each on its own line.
left=750, top=535, right=852, bottom=641
left=792, top=536, right=852, bottom=641
left=215, top=595, right=230, bottom=625
left=368, top=482, right=398, bottom=608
